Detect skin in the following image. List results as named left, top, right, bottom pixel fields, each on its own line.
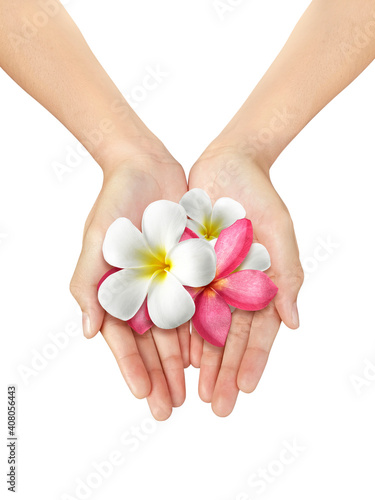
left=1, top=0, right=375, bottom=419
left=189, top=152, right=303, bottom=416
left=0, top=0, right=189, bottom=420
left=189, top=0, right=375, bottom=416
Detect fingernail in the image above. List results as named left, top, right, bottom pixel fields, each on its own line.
left=291, top=302, right=300, bottom=328
left=82, top=312, right=91, bottom=338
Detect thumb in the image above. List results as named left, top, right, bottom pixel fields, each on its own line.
left=70, top=229, right=109, bottom=338
left=265, top=216, right=304, bottom=330
left=273, top=266, right=304, bottom=329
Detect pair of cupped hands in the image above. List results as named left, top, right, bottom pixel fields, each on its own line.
left=70, top=136, right=304, bottom=420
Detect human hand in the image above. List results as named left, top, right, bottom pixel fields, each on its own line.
left=188, top=146, right=304, bottom=417
left=70, top=150, right=190, bottom=420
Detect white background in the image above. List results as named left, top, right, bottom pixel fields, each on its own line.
left=1, top=0, right=375, bottom=499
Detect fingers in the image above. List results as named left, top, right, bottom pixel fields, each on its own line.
left=176, top=322, right=191, bottom=368
left=151, top=326, right=186, bottom=408
left=101, top=314, right=151, bottom=399
left=70, top=229, right=109, bottom=338
left=211, top=309, right=253, bottom=417
left=198, top=342, right=223, bottom=403
left=135, top=331, right=173, bottom=421
left=190, top=326, right=204, bottom=368
left=237, top=303, right=281, bottom=393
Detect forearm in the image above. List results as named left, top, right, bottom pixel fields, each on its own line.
left=213, top=0, right=375, bottom=169
left=0, top=0, right=165, bottom=171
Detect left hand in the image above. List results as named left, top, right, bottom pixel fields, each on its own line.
left=188, top=145, right=304, bottom=417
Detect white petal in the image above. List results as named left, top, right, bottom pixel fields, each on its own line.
left=142, top=200, right=187, bottom=257
left=237, top=243, right=271, bottom=272
left=103, top=218, right=155, bottom=268
left=167, top=239, right=217, bottom=287
left=186, top=219, right=207, bottom=238
left=179, top=188, right=212, bottom=227
left=147, top=271, right=195, bottom=329
left=211, top=197, right=246, bottom=233
left=98, top=268, right=154, bottom=320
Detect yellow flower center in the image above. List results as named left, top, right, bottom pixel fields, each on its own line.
left=145, top=250, right=172, bottom=279
left=202, top=216, right=222, bottom=241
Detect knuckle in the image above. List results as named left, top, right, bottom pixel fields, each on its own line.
left=69, top=279, right=81, bottom=300
left=116, top=351, right=140, bottom=364
left=276, top=208, right=294, bottom=231
left=293, top=264, right=305, bottom=287
left=201, top=349, right=222, bottom=366
left=103, top=315, right=123, bottom=329
left=161, top=353, right=183, bottom=371
left=281, top=266, right=304, bottom=289
left=148, top=366, right=165, bottom=378
left=261, top=203, right=293, bottom=234
left=69, top=268, right=87, bottom=302
left=83, top=227, right=104, bottom=253
left=138, top=330, right=153, bottom=340
left=218, top=364, right=236, bottom=379
left=251, top=304, right=275, bottom=329
left=229, top=312, right=251, bottom=340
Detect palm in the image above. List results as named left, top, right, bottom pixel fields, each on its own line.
left=188, top=150, right=303, bottom=416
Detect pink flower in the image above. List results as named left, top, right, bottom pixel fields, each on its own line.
left=187, top=219, right=278, bottom=347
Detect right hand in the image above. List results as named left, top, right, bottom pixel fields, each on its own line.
left=70, top=151, right=190, bottom=421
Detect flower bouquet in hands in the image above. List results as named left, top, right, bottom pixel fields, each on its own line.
left=97, top=189, right=277, bottom=347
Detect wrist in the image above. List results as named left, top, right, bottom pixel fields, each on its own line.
left=98, top=133, right=173, bottom=174
left=204, top=129, right=279, bottom=174
left=199, top=134, right=273, bottom=174
left=204, top=101, right=300, bottom=171
left=90, top=125, right=173, bottom=175
left=74, top=97, right=172, bottom=173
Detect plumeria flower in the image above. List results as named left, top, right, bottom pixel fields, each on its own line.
left=179, top=188, right=246, bottom=243
left=97, top=200, right=217, bottom=331
left=187, top=219, right=278, bottom=347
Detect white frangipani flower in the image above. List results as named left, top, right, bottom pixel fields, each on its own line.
left=179, top=188, right=246, bottom=242
left=180, top=188, right=271, bottom=270
left=98, top=200, right=217, bottom=330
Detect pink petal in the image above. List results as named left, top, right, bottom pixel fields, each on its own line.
left=127, top=299, right=153, bottom=335
left=215, top=219, right=253, bottom=280
left=185, top=286, right=204, bottom=300
left=179, top=227, right=199, bottom=241
left=212, top=270, right=278, bottom=311
left=192, top=287, right=232, bottom=347
left=97, top=267, right=122, bottom=290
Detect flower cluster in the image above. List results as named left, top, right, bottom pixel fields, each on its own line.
left=98, top=189, right=277, bottom=346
